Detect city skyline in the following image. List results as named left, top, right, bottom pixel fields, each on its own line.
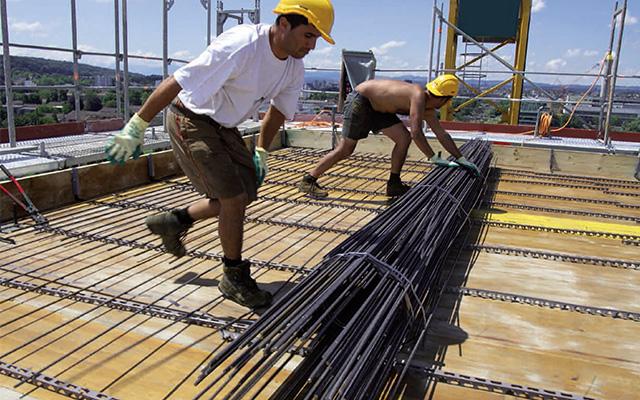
left=2, top=0, right=640, bottom=86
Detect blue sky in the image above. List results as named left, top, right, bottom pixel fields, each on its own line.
left=3, top=0, right=640, bottom=85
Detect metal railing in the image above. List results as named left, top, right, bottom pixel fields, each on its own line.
left=427, top=0, right=635, bottom=144
left=1, top=0, right=638, bottom=150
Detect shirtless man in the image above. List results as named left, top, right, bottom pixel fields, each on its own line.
left=297, top=74, right=481, bottom=198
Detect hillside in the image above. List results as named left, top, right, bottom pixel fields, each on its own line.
left=0, top=56, right=162, bottom=85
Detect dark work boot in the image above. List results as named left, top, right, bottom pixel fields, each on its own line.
left=219, top=260, right=273, bottom=308
left=386, top=181, right=410, bottom=197
left=297, top=175, right=329, bottom=198
left=145, top=211, right=192, bottom=257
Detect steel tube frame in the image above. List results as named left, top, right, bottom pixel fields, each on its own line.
left=122, top=0, right=129, bottom=121
left=603, top=0, right=627, bottom=146
left=162, top=0, right=173, bottom=130
left=597, top=2, right=618, bottom=135
left=0, top=42, right=189, bottom=63
left=70, top=0, right=81, bottom=121
left=114, top=0, right=121, bottom=117
left=428, top=0, right=437, bottom=82
left=435, top=6, right=574, bottom=117
left=0, top=0, right=16, bottom=147
left=435, top=1, right=444, bottom=76
left=203, top=0, right=212, bottom=45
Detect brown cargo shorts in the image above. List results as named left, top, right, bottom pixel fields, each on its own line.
left=167, top=103, right=258, bottom=203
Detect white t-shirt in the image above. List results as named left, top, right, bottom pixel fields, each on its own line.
left=174, top=23, right=304, bottom=128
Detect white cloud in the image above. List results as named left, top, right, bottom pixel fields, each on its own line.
left=532, top=0, right=545, bottom=13
left=312, top=47, right=333, bottom=56
left=171, top=50, right=192, bottom=60
left=565, top=48, right=581, bottom=57
left=9, top=46, right=71, bottom=62
left=545, top=58, right=567, bottom=71
left=10, top=20, right=44, bottom=34
left=302, top=46, right=339, bottom=69
left=370, top=40, right=406, bottom=56
left=583, top=50, right=599, bottom=57
left=616, top=13, right=638, bottom=26
left=128, top=50, right=161, bottom=67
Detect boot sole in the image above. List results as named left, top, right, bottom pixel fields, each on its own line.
left=219, top=283, right=271, bottom=309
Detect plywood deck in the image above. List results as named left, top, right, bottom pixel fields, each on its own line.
left=0, top=147, right=638, bottom=399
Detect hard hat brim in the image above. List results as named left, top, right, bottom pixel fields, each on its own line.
left=273, top=6, right=335, bottom=45
left=320, top=32, right=335, bottom=45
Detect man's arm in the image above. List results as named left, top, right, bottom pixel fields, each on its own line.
left=424, top=109, right=463, bottom=159
left=258, top=105, right=286, bottom=149
left=137, top=76, right=183, bottom=122
left=105, top=75, right=183, bottom=164
left=408, top=88, right=436, bottom=159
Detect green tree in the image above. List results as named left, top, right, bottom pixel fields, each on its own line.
left=84, top=92, right=103, bottom=111
left=621, top=118, right=640, bottom=133
left=23, top=92, right=41, bottom=104
left=38, top=89, right=55, bottom=103
left=36, top=104, right=56, bottom=113
left=129, top=89, right=143, bottom=106
left=67, top=94, right=84, bottom=111
left=609, top=115, right=623, bottom=130
left=141, top=90, right=151, bottom=104
left=556, top=113, right=586, bottom=129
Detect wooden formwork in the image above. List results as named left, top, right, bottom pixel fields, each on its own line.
left=0, top=144, right=638, bottom=399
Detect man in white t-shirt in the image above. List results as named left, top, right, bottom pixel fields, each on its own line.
left=104, top=0, right=335, bottom=309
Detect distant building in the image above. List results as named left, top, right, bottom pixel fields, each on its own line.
left=94, top=75, right=114, bottom=87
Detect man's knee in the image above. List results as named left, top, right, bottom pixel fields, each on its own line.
left=398, top=133, right=411, bottom=148
left=337, top=141, right=357, bottom=158
left=218, top=193, right=249, bottom=210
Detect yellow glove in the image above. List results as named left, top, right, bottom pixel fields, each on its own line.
left=105, top=113, right=149, bottom=164
left=253, top=146, right=268, bottom=186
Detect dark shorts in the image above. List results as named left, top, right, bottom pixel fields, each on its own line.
left=341, top=92, right=402, bottom=140
left=167, top=103, right=257, bottom=203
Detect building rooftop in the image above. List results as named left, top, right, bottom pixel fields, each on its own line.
left=1, top=129, right=639, bottom=399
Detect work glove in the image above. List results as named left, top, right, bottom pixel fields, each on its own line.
left=429, top=152, right=459, bottom=168
left=253, top=146, right=268, bottom=186
left=456, top=156, right=481, bottom=177
left=105, top=113, right=148, bottom=164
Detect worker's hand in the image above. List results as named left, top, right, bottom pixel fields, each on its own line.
left=253, top=146, right=268, bottom=186
left=456, top=156, right=481, bottom=177
left=429, top=153, right=459, bottom=168
left=105, top=113, right=149, bottom=164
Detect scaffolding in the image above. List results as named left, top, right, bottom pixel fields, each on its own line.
left=0, top=0, right=261, bottom=148
left=0, top=0, right=637, bottom=150
left=428, top=0, right=633, bottom=145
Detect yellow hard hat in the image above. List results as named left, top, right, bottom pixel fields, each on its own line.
left=426, top=74, right=459, bottom=97
left=273, top=0, right=335, bottom=45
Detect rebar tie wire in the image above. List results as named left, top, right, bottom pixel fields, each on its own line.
left=327, top=251, right=428, bottom=329
left=414, top=183, right=471, bottom=220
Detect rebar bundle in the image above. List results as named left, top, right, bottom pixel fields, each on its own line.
left=195, top=139, right=493, bottom=400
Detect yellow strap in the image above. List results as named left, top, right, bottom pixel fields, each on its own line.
left=473, top=209, right=640, bottom=237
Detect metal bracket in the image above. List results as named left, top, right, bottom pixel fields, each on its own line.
left=329, top=105, right=338, bottom=150
left=429, top=369, right=596, bottom=400
left=165, top=0, right=175, bottom=11
left=200, top=0, right=209, bottom=10
left=549, top=149, right=559, bottom=172
left=147, top=155, right=155, bottom=180
left=0, top=361, right=117, bottom=400
left=71, top=167, right=80, bottom=200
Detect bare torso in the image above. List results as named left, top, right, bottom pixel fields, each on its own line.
left=355, top=79, right=422, bottom=115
